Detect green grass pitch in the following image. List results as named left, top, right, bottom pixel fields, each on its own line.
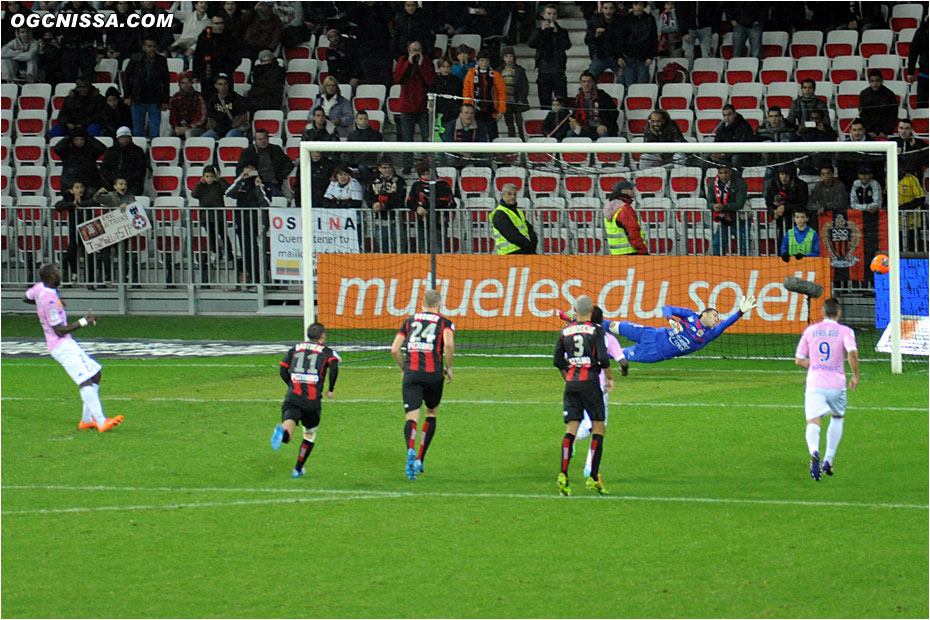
left=1, top=317, right=927, bottom=618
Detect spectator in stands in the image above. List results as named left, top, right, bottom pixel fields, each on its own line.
left=787, top=79, right=829, bottom=127
left=603, top=180, right=648, bottom=255
left=1, top=1, right=32, bottom=45
left=542, top=95, right=572, bottom=141
left=1, top=26, right=39, bottom=83
left=850, top=165, right=883, bottom=282
left=392, top=1, right=436, bottom=60
left=97, top=176, right=145, bottom=283
left=584, top=1, right=624, bottom=82
left=433, top=6, right=468, bottom=38
left=678, top=0, right=720, bottom=73
left=620, top=1, right=659, bottom=87
left=138, top=1, right=174, bottom=53
left=796, top=108, right=838, bottom=176
left=236, top=128, right=294, bottom=197
left=858, top=70, right=900, bottom=139
left=807, top=165, right=848, bottom=230
left=766, top=2, right=808, bottom=34
left=442, top=103, right=490, bottom=148
left=301, top=107, right=340, bottom=143
left=346, top=110, right=384, bottom=182
left=460, top=3, right=509, bottom=60
left=273, top=1, right=308, bottom=48
left=528, top=3, right=571, bottom=110
left=571, top=71, right=620, bottom=139
left=500, top=46, right=530, bottom=140
left=169, top=73, right=208, bottom=139
left=451, top=44, right=477, bottom=82
left=37, top=30, right=63, bottom=86
left=492, top=183, right=538, bottom=255
left=756, top=106, right=798, bottom=187
left=307, top=151, right=336, bottom=207
left=58, top=1, right=101, bottom=82
left=766, top=163, right=809, bottom=249
left=840, top=2, right=886, bottom=32
left=711, top=104, right=756, bottom=170
left=906, top=15, right=928, bottom=109
left=247, top=50, right=286, bottom=114
left=780, top=210, right=820, bottom=261
left=100, top=87, right=134, bottom=140
left=837, top=118, right=881, bottom=189
left=99, top=126, right=148, bottom=196
left=324, top=28, right=362, bottom=90
left=394, top=40, right=436, bottom=172
left=894, top=118, right=929, bottom=178
left=364, top=156, right=407, bottom=253
left=406, top=159, right=456, bottom=253
left=53, top=180, right=90, bottom=282
left=348, top=2, right=394, bottom=88
left=123, top=38, right=171, bottom=140
left=641, top=109, right=687, bottom=168
left=171, top=1, right=210, bottom=70
left=726, top=4, right=764, bottom=59
left=51, top=79, right=105, bottom=138
left=218, top=1, right=251, bottom=45
left=203, top=73, right=250, bottom=140
left=708, top=160, right=748, bottom=256
left=54, top=129, right=106, bottom=198
left=243, top=1, right=283, bottom=62
left=225, top=164, right=271, bottom=287
left=658, top=2, right=684, bottom=59
left=190, top=165, right=231, bottom=283
left=104, top=2, right=142, bottom=64
left=311, top=76, right=354, bottom=139
left=323, top=164, right=364, bottom=208
left=193, top=13, right=242, bottom=100
left=431, top=57, right=465, bottom=129
left=463, top=49, right=507, bottom=141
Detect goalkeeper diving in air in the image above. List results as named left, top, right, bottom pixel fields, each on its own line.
left=596, top=296, right=757, bottom=363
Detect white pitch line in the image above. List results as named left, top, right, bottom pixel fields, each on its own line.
left=0, top=493, right=402, bottom=516
left=1, top=484, right=925, bottom=512
left=0, top=394, right=924, bottom=411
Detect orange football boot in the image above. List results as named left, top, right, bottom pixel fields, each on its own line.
left=97, top=416, right=124, bottom=432
left=78, top=420, right=97, bottom=430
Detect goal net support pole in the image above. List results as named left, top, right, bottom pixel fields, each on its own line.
left=300, top=139, right=902, bottom=373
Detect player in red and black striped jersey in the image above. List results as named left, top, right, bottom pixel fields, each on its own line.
left=553, top=295, right=614, bottom=496
left=390, top=289, right=455, bottom=480
left=270, top=322, right=341, bottom=478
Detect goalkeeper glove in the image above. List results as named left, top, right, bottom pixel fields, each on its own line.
left=668, top=318, right=683, bottom=334
left=738, top=295, right=757, bottom=313
left=780, top=253, right=790, bottom=263
left=794, top=253, right=804, bottom=260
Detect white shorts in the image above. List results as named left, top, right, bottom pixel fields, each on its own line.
left=805, top=389, right=847, bottom=421
left=50, top=339, right=102, bottom=385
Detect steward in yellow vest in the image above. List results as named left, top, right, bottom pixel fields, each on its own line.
left=491, top=184, right=538, bottom=254
left=603, top=180, right=648, bottom=255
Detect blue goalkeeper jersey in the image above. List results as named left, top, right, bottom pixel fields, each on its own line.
left=605, top=306, right=743, bottom=363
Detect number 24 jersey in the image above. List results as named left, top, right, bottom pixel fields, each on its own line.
left=398, top=312, right=455, bottom=374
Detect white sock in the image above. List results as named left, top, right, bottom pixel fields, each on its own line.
left=79, top=385, right=106, bottom=426
left=824, top=417, right=844, bottom=463
left=805, top=423, right=821, bottom=456
left=81, top=400, right=93, bottom=424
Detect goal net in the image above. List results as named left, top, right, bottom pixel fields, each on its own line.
left=291, top=138, right=920, bottom=372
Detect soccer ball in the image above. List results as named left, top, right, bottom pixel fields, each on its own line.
left=870, top=254, right=890, bottom=274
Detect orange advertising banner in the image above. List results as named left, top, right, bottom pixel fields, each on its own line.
left=317, top=255, right=832, bottom=333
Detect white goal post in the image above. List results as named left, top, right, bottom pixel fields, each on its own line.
left=299, top=139, right=903, bottom=373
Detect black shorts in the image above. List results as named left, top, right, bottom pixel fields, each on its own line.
left=402, top=371, right=445, bottom=412
left=562, top=383, right=605, bottom=423
left=282, top=399, right=321, bottom=429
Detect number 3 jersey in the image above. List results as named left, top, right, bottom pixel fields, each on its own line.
left=795, top=318, right=857, bottom=390
left=397, top=312, right=455, bottom=374
left=280, top=342, right=341, bottom=404
left=554, top=321, right=611, bottom=385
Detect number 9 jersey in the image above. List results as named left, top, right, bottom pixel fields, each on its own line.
left=397, top=312, right=455, bottom=374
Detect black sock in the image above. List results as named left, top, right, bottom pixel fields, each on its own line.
left=417, top=417, right=437, bottom=461
left=282, top=429, right=291, bottom=444
left=561, top=433, right=575, bottom=474
left=590, top=434, right=604, bottom=479
left=404, top=419, right=417, bottom=450
left=295, top=439, right=314, bottom=470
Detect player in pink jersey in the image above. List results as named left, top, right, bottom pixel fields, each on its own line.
left=795, top=298, right=859, bottom=481
left=23, top=264, right=123, bottom=433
